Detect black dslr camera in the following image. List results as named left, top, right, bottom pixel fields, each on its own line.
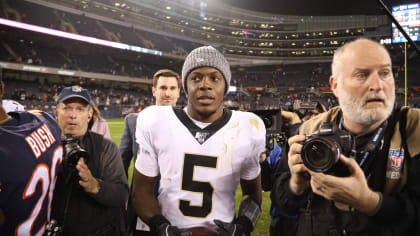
left=301, top=122, right=354, bottom=177
left=62, top=134, right=89, bottom=181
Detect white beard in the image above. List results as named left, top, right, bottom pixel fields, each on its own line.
left=337, top=82, right=395, bottom=126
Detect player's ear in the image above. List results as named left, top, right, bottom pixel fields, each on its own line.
left=152, top=86, right=156, bottom=97
left=53, top=106, right=58, bottom=119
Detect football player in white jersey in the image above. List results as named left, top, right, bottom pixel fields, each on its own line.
left=122, top=69, right=181, bottom=236
left=133, top=46, right=265, bottom=236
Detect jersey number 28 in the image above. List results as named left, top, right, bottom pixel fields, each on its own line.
left=15, top=147, right=63, bottom=236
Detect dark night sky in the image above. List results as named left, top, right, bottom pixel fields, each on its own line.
left=221, top=0, right=413, bottom=16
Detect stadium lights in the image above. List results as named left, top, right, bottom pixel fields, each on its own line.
left=228, top=86, right=237, bottom=92
left=0, top=18, right=162, bottom=56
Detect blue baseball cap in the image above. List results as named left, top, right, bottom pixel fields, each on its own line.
left=56, top=85, right=91, bottom=105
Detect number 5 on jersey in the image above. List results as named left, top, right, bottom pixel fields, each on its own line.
left=180, top=153, right=217, bottom=218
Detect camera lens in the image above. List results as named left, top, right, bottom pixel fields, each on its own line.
left=301, top=139, right=340, bottom=172
left=262, top=116, right=273, bottom=129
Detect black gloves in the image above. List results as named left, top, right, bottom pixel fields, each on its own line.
left=214, top=197, right=261, bottom=236
left=156, top=223, right=191, bottom=236
left=214, top=216, right=253, bottom=236
left=149, top=215, right=191, bottom=236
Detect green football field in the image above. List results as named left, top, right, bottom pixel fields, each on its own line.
left=107, top=118, right=271, bottom=236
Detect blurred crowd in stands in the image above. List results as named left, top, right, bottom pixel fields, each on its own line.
left=2, top=76, right=154, bottom=117
left=0, top=0, right=419, bottom=119
left=3, top=73, right=420, bottom=120
left=0, top=0, right=202, bottom=57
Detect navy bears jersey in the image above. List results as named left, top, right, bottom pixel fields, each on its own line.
left=0, top=110, right=63, bottom=236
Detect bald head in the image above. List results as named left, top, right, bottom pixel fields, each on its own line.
left=331, top=38, right=391, bottom=82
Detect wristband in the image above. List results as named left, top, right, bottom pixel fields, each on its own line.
left=238, top=198, right=261, bottom=230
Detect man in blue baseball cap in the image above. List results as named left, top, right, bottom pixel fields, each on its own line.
left=55, top=85, right=92, bottom=136
left=51, top=85, right=128, bottom=235
left=56, top=85, right=92, bottom=104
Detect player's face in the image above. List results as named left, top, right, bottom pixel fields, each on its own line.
left=331, top=41, right=395, bottom=129
left=186, top=67, right=225, bottom=123
left=55, top=98, right=92, bottom=137
left=152, top=76, right=180, bottom=106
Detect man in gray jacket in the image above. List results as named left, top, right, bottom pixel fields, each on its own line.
left=51, top=85, right=128, bottom=235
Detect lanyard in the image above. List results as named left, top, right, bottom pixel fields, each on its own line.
left=339, top=118, right=388, bottom=168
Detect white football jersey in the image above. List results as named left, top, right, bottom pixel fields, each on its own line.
left=135, top=106, right=265, bottom=230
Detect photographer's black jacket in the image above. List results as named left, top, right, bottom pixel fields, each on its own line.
left=51, top=131, right=129, bottom=236
left=271, top=106, right=420, bottom=236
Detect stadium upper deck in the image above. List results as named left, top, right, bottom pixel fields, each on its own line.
left=16, top=0, right=390, bottom=64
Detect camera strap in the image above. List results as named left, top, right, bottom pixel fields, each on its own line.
left=339, top=118, right=388, bottom=170
left=61, top=181, right=74, bottom=233
left=358, top=122, right=387, bottom=168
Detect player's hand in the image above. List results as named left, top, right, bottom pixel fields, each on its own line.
left=309, top=155, right=380, bottom=214
left=214, top=220, right=249, bottom=236
left=156, top=223, right=191, bottom=236
left=76, top=158, right=100, bottom=194
left=288, top=135, right=310, bottom=195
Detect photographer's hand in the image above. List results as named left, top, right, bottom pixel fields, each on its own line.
left=288, top=135, right=310, bottom=195
left=76, top=158, right=100, bottom=194
left=281, top=110, right=301, bottom=125
left=309, top=155, right=380, bottom=215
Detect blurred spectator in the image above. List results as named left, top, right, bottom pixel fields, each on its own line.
left=88, top=102, right=111, bottom=138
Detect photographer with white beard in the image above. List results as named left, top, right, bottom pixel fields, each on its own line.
left=271, top=38, right=420, bottom=236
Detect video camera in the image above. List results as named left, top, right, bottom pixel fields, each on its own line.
left=294, top=101, right=325, bottom=120
left=300, top=122, right=355, bottom=177
left=249, top=109, right=288, bottom=151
